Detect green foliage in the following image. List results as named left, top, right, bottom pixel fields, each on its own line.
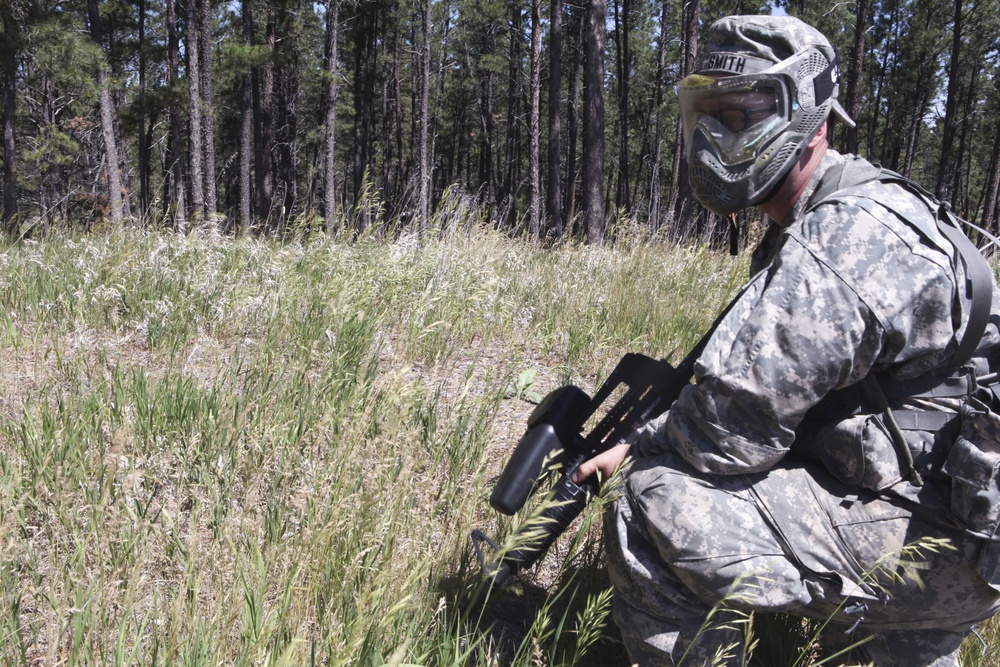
left=19, top=12, right=102, bottom=172
left=26, top=14, right=103, bottom=98
left=22, top=127, right=82, bottom=167
left=219, top=40, right=274, bottom=72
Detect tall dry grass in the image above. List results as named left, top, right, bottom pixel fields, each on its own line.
left=0, top=225, right=994, bottom=665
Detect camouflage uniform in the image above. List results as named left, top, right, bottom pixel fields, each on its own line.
left=607, top=150, right=1000, bottom=666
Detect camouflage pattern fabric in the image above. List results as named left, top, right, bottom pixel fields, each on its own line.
left=607, top=453, right=997, bottom=665
left=609, top=150, right=1000, bottom=665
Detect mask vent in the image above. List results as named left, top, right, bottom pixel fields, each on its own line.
left=798, top=108, right=829, bottom=136
left=754, top=141, right=798, bottom=190
left=797, top=51, right=830, bottom=79
left=690, top=164, right=737, bottom=209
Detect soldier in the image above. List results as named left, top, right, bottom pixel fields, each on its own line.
left=574, top=14, right=1000, bottom=666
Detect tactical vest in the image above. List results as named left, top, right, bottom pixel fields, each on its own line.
left=793, top=157, right=1000, bottom=540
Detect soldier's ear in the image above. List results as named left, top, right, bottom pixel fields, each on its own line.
left=808, top=121, right=828, bottom=148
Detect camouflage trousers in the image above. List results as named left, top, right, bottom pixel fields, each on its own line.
left=605, top=451, right=1000, bottom=666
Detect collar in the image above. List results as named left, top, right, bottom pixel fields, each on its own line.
left=779, top=150, right=846, bottom=227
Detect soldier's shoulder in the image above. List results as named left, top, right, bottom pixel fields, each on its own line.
left=839, top=178, right=935, bottom=223
left=798, top=176, right=936, bottom=245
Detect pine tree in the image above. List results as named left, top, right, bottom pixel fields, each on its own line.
left=87, top=0, right=129, bottom=224
left=322, top=0, right=340, bottom=233
left=582, top=0, right=606, bottom=244
left=1, top=3, right=21, bottom=230
left=528, top=0, right=542, bottom=239
left=200, top=0, right=218, bottom=224
left=546, top=0, right=564, bottom=238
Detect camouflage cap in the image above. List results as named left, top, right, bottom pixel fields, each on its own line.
left=699, top=15, right=855, bottom=128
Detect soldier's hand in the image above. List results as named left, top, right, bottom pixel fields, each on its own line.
left=573, top=442, right=631, bottom=484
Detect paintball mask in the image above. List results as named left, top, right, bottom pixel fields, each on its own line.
left=679, top=16, right=855, bottom=215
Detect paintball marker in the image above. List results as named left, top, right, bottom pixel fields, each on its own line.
left=471, top=348, right=703, bottom=594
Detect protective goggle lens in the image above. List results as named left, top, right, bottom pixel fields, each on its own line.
left=679, top=76, right=789, bottom=165
left=711, top=104, right=779, bottom=133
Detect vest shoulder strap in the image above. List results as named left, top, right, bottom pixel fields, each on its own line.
left=808, top=159, right=994, bottom=368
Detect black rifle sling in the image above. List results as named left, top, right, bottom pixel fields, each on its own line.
left=936, top=213, right=994, bottom=366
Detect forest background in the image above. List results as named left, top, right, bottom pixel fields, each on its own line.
left=2, top=0, right=1000, bottom=243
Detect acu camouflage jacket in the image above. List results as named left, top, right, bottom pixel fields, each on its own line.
left=633, top=150, right=1000, bottom=512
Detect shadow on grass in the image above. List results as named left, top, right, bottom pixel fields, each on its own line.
left=437, top=558, right=631, bottom=667
left=436, top=524, right=828, bottom=667
left=438, top=562, right=828, bottom=667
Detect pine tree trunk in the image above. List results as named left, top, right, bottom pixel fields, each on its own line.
left=418, top=0, right=432, bottom=232
left=866, top=22, right=893, bottom=159
left=612, top=0, right=629, bottom=212
left=582, top=0, right=605, bottom=244
left=276, top=39, right=300, bottom=229
left=936, top=0, right=964, bottom=202
left=186, top=0, right=205, bottom=225
left=500, top=1, right=522, bottom=224
left=952, top=65, right=979, bottom=214
left=88, top=0, right=126, bottom=225
left=648, top=0, right=668, bottom=233
left=476, top=60, right=495, bottom=204
left=42, top=77, right=62, bottom=227
left=668, top=0, right=698, bottom=240
left=1, top=5, right=18, bottom=230
left=199, top=0, right=218, bottom=224
left=323, top=0, right=340, bottom=233
left=546, top=0, right=563, bottom=238
left=240, top=0, right=253, bottom=230
left=528, top=0, right=542, bottom=240
left=137, top=0, right=151, bottom=217
left=38, top=78, right=56, bottom=227
left=902, top=82, right=932, bottom=178
left=983, top=114, right=1000, bottom=234
left=429, top=8, right=451, bottom=216
left=259, top=0, right=277, bottom=228
left=565, top=4, right=581, bottom=231
left=167, top=0, right=188, bottom=231
left=392, top=28, right=405, bottom=207
left=844, top=0, right=869, bottom=154
left=351, top=10, right=376, bottom=219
